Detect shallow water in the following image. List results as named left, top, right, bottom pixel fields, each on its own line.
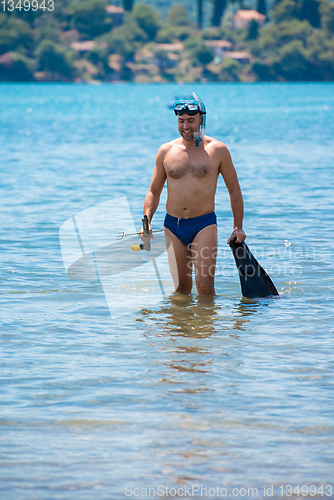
left=0, top=83, right=334, bottom=499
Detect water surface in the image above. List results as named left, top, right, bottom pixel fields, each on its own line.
left=0, top=83, right=334, bottom=499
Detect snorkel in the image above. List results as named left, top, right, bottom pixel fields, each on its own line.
left=173, top=93, right=207, bottom=147
left=192, top=92, right=206, bottom=147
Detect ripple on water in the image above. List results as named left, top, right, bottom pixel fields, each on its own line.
left=0, top=83, right=334, bottom=498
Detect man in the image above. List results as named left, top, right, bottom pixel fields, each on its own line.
left=142, top=93, right=246, bottom=296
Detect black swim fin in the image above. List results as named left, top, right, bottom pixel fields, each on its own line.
left=229, top=238, right=279, bottom=298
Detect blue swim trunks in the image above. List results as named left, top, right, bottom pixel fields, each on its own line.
left=164, top=212, right=217, bottom=247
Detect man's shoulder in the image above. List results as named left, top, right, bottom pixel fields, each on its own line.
left=205, top=136, right=227, bottom=148
left=157, top=139, right=181, bottom=155
left=205, top=136, right=229, bottom=154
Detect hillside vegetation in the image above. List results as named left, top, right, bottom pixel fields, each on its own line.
left=0, top=0, right=333, bottom=82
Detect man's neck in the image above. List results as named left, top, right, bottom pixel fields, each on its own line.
left=182, top=137, right=204, bottom=150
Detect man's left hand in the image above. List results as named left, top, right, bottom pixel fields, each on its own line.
left=227, top=228, right=246, bottom=244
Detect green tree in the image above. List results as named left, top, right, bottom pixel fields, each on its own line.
left=251, top=59, right=276, bottom=80
left=300, top=0, right=321, bottom=28
left=48, top=0, right=72, bottom=29
left=247, top=19, right=259, bottom=39
left=105, top=18, right=147, bottom=58
left=212, top=0, right=227, bottom=27
left=184, top=36, right=204, bottom=51
left=0, top=52, right=34, bottom=81
left=33, top=16, right=63, bottom=46
left=258, top=20, right=312, bottom=55
left=86, top=46, right=108, bottom=68
left=320, top=1, right=334, bottom=34
left=271, top=0, right=301, bottom=23
left=69, top=0, right=112, bottom=39
left=156, top=25, right=192, bottom=42
left=192, top=43, right=214, bottom=65
left=0, top=14, right=34, bottom=54
left=131, top=3, right=162, bottom=40
left=257, top=0, right=267, bottom=17
left=124, top=0, right=134, bottom=10
left=198, top=0, right=203, bottom=29
left=304, top=29, right=334, bottom=79
left=273, top=39, right=310, bottom=79
left=167, top=4, right=193, bottom=26
left=154, top=48, right=172, bottom=73
left=36, top=40, right=74, bottom=79
left=85, top=47, right=112, bottom=79
left=220, top=57, right=241, bottom=81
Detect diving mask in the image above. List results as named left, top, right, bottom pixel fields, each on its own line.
left=173, top=100, right=201, bottom=116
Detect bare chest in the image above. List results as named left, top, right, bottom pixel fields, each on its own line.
left=164, top=154, right=215, bottom=180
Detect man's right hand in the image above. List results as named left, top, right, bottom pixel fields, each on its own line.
left=139, top=222, right=154, bottom=242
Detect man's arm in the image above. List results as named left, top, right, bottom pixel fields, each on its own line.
left=143, top=145, right=167, bottom=235
left=219, top=145, right=246, bottom=244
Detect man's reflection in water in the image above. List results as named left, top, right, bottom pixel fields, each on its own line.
left=157, top=292, right=260, bottom=335
left=135, top=293, right=264, bottom=481
left=137, top=293, right=260, bottom=384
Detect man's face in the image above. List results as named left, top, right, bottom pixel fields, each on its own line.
left=177, top=113, right=201, bottom=142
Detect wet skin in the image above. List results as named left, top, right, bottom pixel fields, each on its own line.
left=143, top=112, right=246, bottom=295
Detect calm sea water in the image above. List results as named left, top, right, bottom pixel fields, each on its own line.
left=0, top=83, right=333, bottom=500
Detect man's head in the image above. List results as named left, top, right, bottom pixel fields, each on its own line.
left=173, top=93, right=206, bottom=146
